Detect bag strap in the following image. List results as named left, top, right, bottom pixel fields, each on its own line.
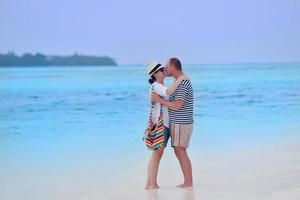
left=149, top=84, right=163, bottom=121
left=148, top=85, right=155, bottom=122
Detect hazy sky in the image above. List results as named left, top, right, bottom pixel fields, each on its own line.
left=0, top=0, right=299, bottom=64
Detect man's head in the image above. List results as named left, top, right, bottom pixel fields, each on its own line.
left=165, top=57, right=182, bottom=77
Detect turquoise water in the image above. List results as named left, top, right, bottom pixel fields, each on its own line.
left=1, top=64, right=300, bottom=171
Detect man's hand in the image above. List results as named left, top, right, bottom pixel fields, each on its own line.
left=152, top=91, right=184, bottom=110
left=151, top=92, right=162, bottom=103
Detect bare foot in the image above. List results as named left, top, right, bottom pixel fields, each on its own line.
left=176, top=183, right=193, bottom=188
left=145, top=184, right=160, bottom=190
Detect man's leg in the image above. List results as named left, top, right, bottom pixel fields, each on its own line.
left=174, top=147, right=193, bottom=188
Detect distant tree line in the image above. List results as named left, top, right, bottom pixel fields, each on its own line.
left=0, top=52, right=117, bottom=66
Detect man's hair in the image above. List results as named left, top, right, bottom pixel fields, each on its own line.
left=169, top=57, right=182, bottom=71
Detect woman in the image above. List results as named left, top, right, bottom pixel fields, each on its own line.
left=145, top=61, right=187, bottom=190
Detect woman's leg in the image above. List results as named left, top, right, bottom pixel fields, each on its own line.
left=145, top=147, right=165, bottom=190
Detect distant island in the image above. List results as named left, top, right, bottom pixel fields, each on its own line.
left=0, top=52, right=117, bottom=66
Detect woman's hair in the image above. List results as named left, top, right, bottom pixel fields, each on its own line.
left=148, top=75, right=156, bottom=84
left=148, top=68, right=164, bottom=84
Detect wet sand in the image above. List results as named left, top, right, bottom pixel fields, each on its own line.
left=1, top=133, right=300, bottom=200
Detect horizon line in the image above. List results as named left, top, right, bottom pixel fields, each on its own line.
left=1, top=51, right=299, bottom=66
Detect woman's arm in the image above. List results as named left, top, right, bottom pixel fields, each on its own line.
left=166, top=74, right=189, bottom=95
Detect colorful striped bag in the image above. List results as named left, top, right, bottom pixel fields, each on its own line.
left=143, top=86, right=165, bottom=150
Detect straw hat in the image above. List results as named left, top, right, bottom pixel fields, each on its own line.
left=147, top=61, right=164, bottom=76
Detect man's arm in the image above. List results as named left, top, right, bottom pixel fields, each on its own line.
left=151, top=92, right=184, bottom=110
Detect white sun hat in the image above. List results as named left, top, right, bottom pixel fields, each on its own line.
left=147, top=61, right=165, bottom=76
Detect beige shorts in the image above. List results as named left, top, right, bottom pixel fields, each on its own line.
left=170, top=124, right=193, bottom=148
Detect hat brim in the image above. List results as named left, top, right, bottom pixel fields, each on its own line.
left=149, top=64, right=165, bottom=76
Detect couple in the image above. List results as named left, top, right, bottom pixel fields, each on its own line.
left=145, top=58, right=194, bottom=190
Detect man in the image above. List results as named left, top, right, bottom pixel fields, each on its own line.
left=151, top=57, right=194, bottom=188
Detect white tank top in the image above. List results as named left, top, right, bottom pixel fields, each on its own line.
left=149, top=82, right=169, bottom=128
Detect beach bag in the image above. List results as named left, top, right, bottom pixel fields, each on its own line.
left=143, top=86, right=165, bottom=150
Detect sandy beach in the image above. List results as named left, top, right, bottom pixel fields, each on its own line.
left=2, top=131, right=299, bottom=200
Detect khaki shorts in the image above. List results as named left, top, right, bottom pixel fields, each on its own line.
left=170, top=124, right=193, bottom=148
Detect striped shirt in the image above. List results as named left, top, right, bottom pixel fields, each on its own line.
left=169, top=79, right=194, bottom=124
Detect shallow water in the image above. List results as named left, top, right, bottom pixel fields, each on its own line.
left=1, top=64, right=300, bottom=199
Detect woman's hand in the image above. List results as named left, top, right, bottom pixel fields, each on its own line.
left=166, top=74, right=189, bottom=95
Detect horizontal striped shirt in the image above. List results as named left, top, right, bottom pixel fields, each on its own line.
left=169, top=79, right=194, bottom=124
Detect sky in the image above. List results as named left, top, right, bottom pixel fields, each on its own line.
left=0, top=0, right=299, bottom=64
